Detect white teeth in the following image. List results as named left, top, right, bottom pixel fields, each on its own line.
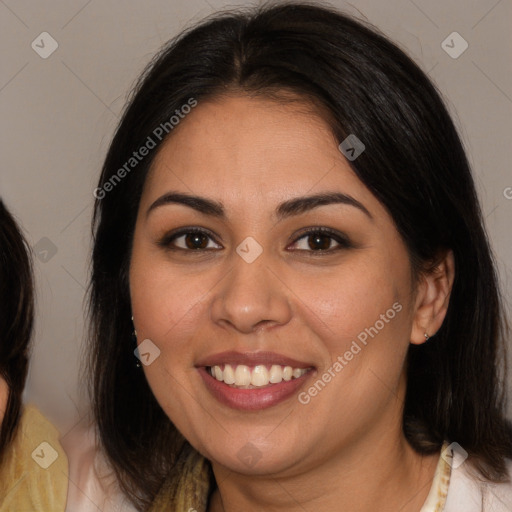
left=292, top=368, right=303, bottom=379
left=269, top=365, right=283, bottom=384
left=223, top=364, right=236, bottom=384
left=251, top=365, right=269, bottom=387
left=234, top=365, right=251, bottom=386
left=208, top=364, right=309, bottom=387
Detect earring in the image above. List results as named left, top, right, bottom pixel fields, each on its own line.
left=132, top=316, right=141, bottom=368
left=424, top=333, right=430, bottom=341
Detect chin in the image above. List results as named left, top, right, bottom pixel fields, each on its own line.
left=202, top=439, right=302, bottom=476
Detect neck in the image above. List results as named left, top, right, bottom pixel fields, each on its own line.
left=209, top=433, right=439, bottom=512
left=207, top=378, right=440, bottom=512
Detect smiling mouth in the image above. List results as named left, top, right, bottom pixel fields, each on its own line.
left=206, top=364, right=313, bottom=389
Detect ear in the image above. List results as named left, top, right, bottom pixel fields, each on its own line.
left=410, top=250, right=455, bottom=345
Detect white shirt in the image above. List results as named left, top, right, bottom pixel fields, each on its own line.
left=64, top=428, right=512, bottom=512
left=421, top=442, right=512, bottom=511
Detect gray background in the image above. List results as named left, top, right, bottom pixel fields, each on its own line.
left=0, top=0, right=511, bottom=437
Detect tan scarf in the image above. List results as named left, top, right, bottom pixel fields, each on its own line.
left=149, top=443, right=213, bottom=512
left=0, top=405, right=68, bottom=511
left=149, top=442, right=451, bottom=511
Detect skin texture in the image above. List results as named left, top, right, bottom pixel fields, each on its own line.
left=0, top=376, right=7, bottom=426
left=129, top=95, right=455, bottom=512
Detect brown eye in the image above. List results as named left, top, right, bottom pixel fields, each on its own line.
left=290, top=227, right=352, bottom=253
left=159, top=228, right=222, bottom=251
left=182, top=232, right=210, bottom=249
left=305, top=233, right=334, bottom=251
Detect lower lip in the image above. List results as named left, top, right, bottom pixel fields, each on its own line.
left=198, top=367, right=313, bottom=411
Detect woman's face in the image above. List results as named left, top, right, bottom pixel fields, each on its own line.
left=129, top=95, right=424, bottom=475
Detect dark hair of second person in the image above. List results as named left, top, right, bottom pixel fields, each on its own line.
left=0, top=199, right=34, bottom=465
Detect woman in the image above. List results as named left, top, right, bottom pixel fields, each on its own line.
left=0, top=199, right=68, bottom=510
left=86, top=3, right=512, bottom=511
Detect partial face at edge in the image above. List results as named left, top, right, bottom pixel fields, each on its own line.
left=0, top=376, right=8, bottom=426
left=128, top=94, right=422, bottom=475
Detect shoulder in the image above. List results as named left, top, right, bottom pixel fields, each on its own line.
left=0, top=404, right=69, bottom=512
left=444, top=457, right=512, bottom=512
left=62, top=417, right=139, bottom=512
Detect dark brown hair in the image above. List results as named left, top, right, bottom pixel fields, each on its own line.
left=88, top=2, right=512, bottom=508
left=0, top=199, right=34, bottom=465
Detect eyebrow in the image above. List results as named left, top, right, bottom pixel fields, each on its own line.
left=146, top=190, right=373, bottom=221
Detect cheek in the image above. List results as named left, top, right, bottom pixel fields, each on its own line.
left=129, top=248, right=208, bottom=340
left=288, top=256, right=407, bottom=342
left=129, top=254, right=209, bottom=427
left=287, top=255, right=412, bottom=402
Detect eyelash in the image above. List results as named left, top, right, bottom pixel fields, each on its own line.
left=158, top=226, right=353, bottom=255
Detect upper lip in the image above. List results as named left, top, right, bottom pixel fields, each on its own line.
left=196, top=351, right=314, bottom=369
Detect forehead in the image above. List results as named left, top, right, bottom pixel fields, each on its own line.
left=142, top=94, right=374, bottom=214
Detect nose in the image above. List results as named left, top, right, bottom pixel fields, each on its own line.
left=210, top=250, right=293, bottom=334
